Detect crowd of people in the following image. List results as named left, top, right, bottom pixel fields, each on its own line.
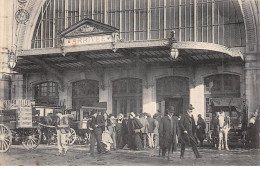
left=76, top=104, right=203, bottom=159
left=54, top=105, right=260, bottom=159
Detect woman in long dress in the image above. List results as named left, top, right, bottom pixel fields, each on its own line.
left=128, top=112, right=143, bottom=150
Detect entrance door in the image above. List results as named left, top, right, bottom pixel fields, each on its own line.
left=156, top=76, right=189, bottom=116
left=162, top=98, right=183, bottom=116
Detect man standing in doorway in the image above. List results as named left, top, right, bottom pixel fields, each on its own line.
left=179, top=104, right=202, bottom=159
left=159, top=106, right=178, bottom=160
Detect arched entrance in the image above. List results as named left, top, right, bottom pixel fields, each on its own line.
left=112, top=78, right=143, bottom=116
left=72, top=79, right=99, bottom=110
left=156, top=76, right=189, bottom=116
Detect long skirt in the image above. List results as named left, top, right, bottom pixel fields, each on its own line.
left=128, top=132, right=143, bottom=150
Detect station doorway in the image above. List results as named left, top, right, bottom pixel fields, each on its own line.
left=156, top=76, right=189, bottom=116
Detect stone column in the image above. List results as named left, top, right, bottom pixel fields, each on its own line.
left=190, top=80, right=205, bottom=124
left=245, top=54, right=260, bottom=118
left=11, top=74, right=24, bottom=100
left=143, top=85, right=157, bottom=116
left=0, top=51, right=11, bottom=101
left=0, top=0, right=15, bottom=102
left=99, top=83, right=110, bottom=113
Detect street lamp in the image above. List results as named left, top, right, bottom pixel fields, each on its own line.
left=169, top=30, right=179, bottom=59
left=8, top=49, right=17, bottom=69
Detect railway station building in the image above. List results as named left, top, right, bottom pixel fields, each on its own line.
left=0, top=0, right=260, bottom=130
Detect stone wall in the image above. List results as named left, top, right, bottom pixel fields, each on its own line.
left=25, top=63, right=244, bottom=122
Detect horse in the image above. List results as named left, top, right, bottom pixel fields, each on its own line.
left=216, top=111, right=231, bottom=150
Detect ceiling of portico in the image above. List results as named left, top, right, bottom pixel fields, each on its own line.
left=15, top=42, right=244, bottom=74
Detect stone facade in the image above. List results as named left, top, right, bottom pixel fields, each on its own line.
left=24, top=63, right=244, bottom=122
left=0, top=0, right=259, bottom=123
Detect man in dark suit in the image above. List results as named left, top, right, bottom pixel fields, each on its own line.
left=89, top=110, right=106, bottom=155
left=159, top=106, right=178, bottom=160
left=179, top=104, right=202, bottom=159
left=196, top=114, right=206, bottom=147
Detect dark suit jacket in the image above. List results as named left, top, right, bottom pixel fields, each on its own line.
left=159, top=115, right=178, bottom=151
left=179, top=112, right=196, bottom=144
left=91, top=114, right=105, bottom=132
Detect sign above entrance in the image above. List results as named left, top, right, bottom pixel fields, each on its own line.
left=60, top=18, right=119, bottom=48
left=63, top=35, right=113, bottom=47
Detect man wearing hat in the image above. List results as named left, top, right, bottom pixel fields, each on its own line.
left=179, top=104, right=202, bottom=158
left=196, top=114, right=206, bottom=147
left=159, top=106, right=178, bottom=160
left=89, top=110, right=106, bottom=156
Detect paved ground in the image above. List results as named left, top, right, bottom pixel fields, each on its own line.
left=0, top=144, right=259, bottom=166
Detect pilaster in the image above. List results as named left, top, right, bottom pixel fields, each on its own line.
left=245, top=54, right=260, bottom=118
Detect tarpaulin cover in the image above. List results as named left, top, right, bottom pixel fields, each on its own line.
left=211, top=98, right=242, bottom=112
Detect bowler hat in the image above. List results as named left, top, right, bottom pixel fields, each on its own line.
left=167, top=106, right=175, bottom=113
left=188, top=104, right=194, bottom=110
left=90, top=110, right=97, bottom=116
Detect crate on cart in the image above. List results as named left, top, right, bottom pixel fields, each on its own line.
left=0, top=100, right=41, bottom=153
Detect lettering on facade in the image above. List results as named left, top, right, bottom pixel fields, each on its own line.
left=64, top=35, right=113, bottom=47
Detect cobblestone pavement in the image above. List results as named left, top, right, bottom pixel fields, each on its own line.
left=0, top=144, right=259, bottom=166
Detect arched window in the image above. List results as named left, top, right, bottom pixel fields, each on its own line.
left=72, top=79, right=99, bottom=109
left=34, top=81, right=59, bottom=106
left=32, top=0, right=245, bottom=48
left=112, top=78, right=142, bottom=116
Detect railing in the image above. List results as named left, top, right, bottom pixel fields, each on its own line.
left=0, top=99, right=35, bottom=110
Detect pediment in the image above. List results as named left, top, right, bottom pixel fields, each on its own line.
left=60, top=18, right=118, bottom=38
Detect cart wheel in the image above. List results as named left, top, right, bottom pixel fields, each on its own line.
left=66, top=128, right=76, bottom=145
left=0, top=124, right=12, bottom=153
left=22, top=128, right=41, bottom=150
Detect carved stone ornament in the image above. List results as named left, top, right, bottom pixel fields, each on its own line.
left=18, top=0, right=27, bottom=6
left=15, top=9, right=30, bottom=24
left=66, top=24, right=103, bottom=37
left=18, top=0, right=27, bottom=3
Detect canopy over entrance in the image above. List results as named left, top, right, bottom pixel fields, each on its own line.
left=210, top=98, right=242, bottom=112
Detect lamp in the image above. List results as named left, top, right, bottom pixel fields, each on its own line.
left=170, top=48, right=179, bottom=59
left=169, top=30, right=179, bottom=59
left=8, top=49, right=17, bottom=69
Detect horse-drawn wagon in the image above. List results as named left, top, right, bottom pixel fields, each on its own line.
left=36, top=106, right=77, bottom=145
left=36, top=103, right=107, bottom=146
left=68, top=105, right=107, bottom=145
left=206, top=98, right=247, bottom=149
left=0, top=100, right=41, bottom=152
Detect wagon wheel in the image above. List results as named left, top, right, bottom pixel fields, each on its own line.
left=66, top=128, right=76, bottom=145
left=22, top=128, right=41, bottom=150
left=0, top=124, right=12, bottom=153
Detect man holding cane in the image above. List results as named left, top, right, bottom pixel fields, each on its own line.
left=179, top=104, right=202, bottom=159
